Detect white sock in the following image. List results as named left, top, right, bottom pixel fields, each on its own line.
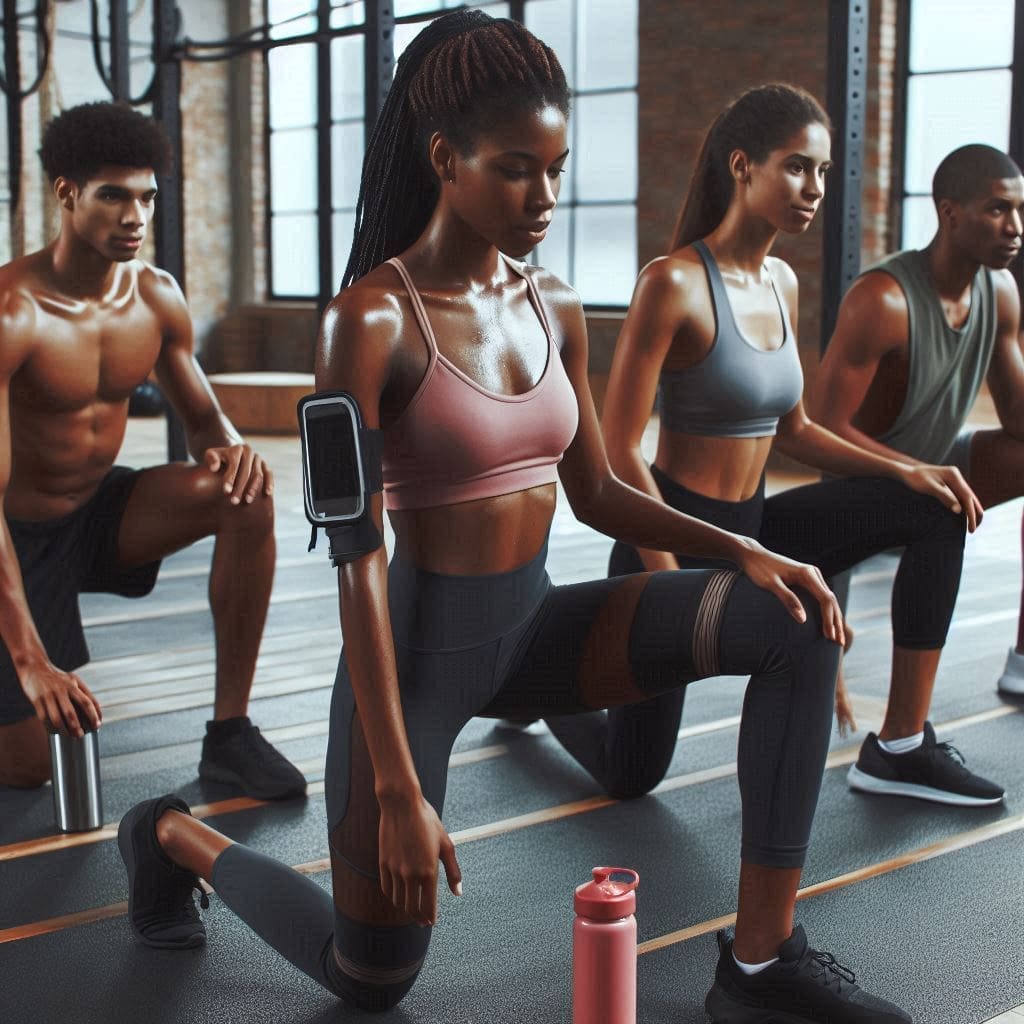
left=878, top=731, right=924, bottom=755
left=732, top=950, right=779, bottom=975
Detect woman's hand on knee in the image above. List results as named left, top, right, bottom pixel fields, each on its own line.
left=378, top=793, right=462, bottom=927
left=736, top=543, right=845, bottom=646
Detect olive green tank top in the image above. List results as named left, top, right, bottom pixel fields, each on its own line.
left=867, top=249, right=996, bottom=465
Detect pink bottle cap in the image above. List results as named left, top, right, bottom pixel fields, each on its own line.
left=574, top=866, right=640, bottom=920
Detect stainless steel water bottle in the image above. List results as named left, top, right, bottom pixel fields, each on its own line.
left=48, top=716, right=103, bottom=833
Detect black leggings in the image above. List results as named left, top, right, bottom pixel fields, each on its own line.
left=211, top=537, right=840, bottom=1011
left=547, top=470, right=966, bottom=802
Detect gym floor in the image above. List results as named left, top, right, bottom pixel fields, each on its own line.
left=1, top=413, right=1022, bottom=1024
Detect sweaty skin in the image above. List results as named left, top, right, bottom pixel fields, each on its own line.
left=310, top=105, right=845, bottom=934
left=601, top=123, right=983, bottom=744
left=0, top=166, right=272, bottom=767
left=811, top=174, right=1024, bottom=509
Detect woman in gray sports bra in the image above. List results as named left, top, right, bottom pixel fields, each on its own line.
left=558, top=83, right=1003, bottom=830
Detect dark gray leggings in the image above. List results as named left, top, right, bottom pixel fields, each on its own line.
left=550, top=471, right=966, bottom=803
left=211, top=537, right=841, bottom=1011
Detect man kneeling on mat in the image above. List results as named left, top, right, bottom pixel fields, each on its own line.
left=0, top=102, right=304, bottom=801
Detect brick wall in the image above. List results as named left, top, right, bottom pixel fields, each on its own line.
left=862, top=0, right=899, bottom=264
left=0, top=3, right=902, bottom=393
left=180, top=0, right=232, bottom=351
left=637, top=0, right=830, bottom=383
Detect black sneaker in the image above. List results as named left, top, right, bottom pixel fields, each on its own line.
left=198, top=717, right=306, bottom=800
left=847, top=722, right=1004, bottom=807
left=704, top=926, right=911, bottom=1023
left=118, top=794, right=208, bottom=949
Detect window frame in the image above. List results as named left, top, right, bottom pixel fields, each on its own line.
left=895, top=0, right=1024, bottom=251
left=263, top=0, right=639, bottom=309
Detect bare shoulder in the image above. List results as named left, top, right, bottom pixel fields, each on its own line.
left=135, top=261, right=190, bottom=327
left=523, top=263, right=582, bottom=322
left=833, top=269, right=910, bottom=352
left=317, top=264, right=408, bottom=393
left=0, top=259, right=42, bottom=374
left=520, top=264, right=585, bottom=348
left=765, top=254, right=799, bottom=306
left=990, top=266, right=1021, bottom=321
left=765, top=254, right=798, bottom=290
left=848, top=268, right=909, bottom=314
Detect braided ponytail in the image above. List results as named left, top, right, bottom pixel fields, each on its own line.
left=340, top=10, right=569, bottom=289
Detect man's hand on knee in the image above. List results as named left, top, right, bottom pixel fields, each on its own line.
left=203, top=443, right=274, bottom=507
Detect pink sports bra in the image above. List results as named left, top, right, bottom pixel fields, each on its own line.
left=382, top=256, right=579, bottom=511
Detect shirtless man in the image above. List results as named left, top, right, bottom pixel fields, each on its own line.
left=0, top=102, right=305, bottom=801
left=812, top=143, right=1024, bottom=801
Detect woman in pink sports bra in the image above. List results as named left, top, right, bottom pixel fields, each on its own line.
left=117, top=13, right=907, bottom=1023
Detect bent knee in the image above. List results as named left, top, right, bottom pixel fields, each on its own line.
left=326, top=957, right=420, bottom=1011
left=0, top=752, right=51, bottom=789
left=334, top=975, right=417, bottom=1013
left=0, top=719, right=51, bottom=788
left=186, top=466, right=275, bottom=529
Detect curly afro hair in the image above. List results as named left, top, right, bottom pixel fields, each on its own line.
left=39, top=102, right=172, bottom=185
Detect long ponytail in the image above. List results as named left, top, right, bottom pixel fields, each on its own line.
left=669, top=83, right=830, bottom=253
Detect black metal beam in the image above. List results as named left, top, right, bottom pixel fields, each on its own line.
left=1010, top=0, right=1024, bottom=294
left=364, top=0, right=394, bottom=127
left=151, top=0, right=188, bottom=462
left=889, top=0, right=910, bottom=251
left=3, top=0, right=22, bottom=215
left=821, top=0, right=869, bottom=350
left=316, top=0, right=334, bottom=311
left=109, top=0, right=131, bottom=100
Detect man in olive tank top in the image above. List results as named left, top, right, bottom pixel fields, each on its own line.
left=812, top=144, right=1024, bottom=802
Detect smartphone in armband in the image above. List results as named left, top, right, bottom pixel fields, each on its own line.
left=298, top=392, right=367, bottom=525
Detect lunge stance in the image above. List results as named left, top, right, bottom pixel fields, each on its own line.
left=0, top=103, right=304, bottom=800
left=575, top=84, right=997, bottom=816
left=814, top=144, right=1024, bottom=716
left=119, top=16, right=909, bottom=1023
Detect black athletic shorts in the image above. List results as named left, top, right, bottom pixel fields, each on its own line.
left=0, top=466, right=161, bottom=726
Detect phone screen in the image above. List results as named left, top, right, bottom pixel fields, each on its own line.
left=302, top=398, right=364, bottom=520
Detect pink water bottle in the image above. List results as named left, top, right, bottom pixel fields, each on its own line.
left=573, top=866, right=640, bottom=1024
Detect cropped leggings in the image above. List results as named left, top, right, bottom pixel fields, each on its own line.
left=552, top=470, right=967, bottom=802
left=210, top=536, right=840, bottom=1011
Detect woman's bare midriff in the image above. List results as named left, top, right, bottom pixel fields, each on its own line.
left=655, top=428, right=774, bottom=503
left=389, top=483, right=557, bottom=575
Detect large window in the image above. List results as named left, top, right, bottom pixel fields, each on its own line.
left=900, top=0, right=1016, bottom=248
left=525, top=0, right=637, bottom=306
left=265, top=0, right=638, bottom=305
left=266, top=0, right=366, bottom=298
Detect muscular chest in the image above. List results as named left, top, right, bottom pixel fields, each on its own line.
left=16, top=304, right=162, bottom=412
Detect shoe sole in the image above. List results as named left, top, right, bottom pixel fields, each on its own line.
left=847, top=764, right=1004, bottom=806
left=198, top=761, right=307, bottom=801
left=117, top=803, right=206, bottom=950
left=705, top=985, right=815, bottom=1023
left=997, top=678, right=1024, bottom=697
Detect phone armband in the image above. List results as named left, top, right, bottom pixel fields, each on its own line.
left=297, top=391, right=384, bottom=564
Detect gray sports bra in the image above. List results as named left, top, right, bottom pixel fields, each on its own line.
left=657, top=239, right=804, bottom=438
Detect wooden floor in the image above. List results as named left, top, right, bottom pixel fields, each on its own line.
left=1, top=413, right=1023, bottom=1024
